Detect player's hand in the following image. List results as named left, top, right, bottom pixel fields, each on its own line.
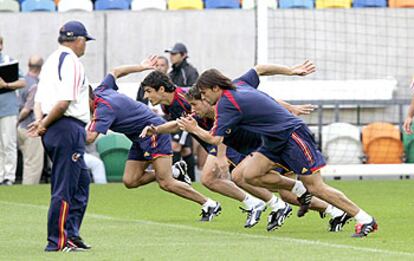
left=141, top=55, right=158, bottom=70
left=291, top=60, right=316, bottom=76
left=176, top=116, right=198, bottom=133
left=139, top=124, right=157, bottom=138
left=0, top=77, right=7, bottom=89
left=403, top=117, right=413, bottom=135
left=216, top=156, right=229, bottom=175
left=290, top=104, right=317, bottom=116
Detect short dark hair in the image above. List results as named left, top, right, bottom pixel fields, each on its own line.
left=141, top=70, right=176, bottom=92
left=195, top=69, right=236, bottom=91
left=185, top=86, right=202, bottom=101
left=57, top=35, right=77, bottom=44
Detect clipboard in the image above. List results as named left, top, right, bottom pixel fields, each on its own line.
left=0, top=61, right=19, bottom=94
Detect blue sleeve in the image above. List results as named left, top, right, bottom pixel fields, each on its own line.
left=99, top=74, right=118, bottom=91
left=211, top=97, right=242, bottom=137
left=89, top=102, right=116, bottom=134
left=232, top=69, right=260, bottom=89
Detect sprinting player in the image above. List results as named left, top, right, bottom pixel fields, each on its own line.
left=86, top=56, right=221, bottom=222
left=178, top=87, right=351, bottom=232
left=141, top=70, right=197, bottom=181
left=192, top=64, right=378, bottom=237
left=139, top=66, right=314, bottom=231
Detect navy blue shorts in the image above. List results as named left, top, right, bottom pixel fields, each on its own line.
left=226, top=147, right=246, bottom=166
left=258, top=125, right=326, bottom=175
left=227, top=149, right=290, bottom=175
left=128, top=133, right=172, bottom=161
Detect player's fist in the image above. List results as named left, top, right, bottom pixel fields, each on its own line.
left=139, top=124, right=157, bottom=138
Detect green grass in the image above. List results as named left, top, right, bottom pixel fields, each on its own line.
left=1, top=180, right=414, bottom=260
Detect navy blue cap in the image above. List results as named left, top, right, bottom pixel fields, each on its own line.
left=165, top=43, right=188, bottom=54
left=59, top=21, right=95, bottom=41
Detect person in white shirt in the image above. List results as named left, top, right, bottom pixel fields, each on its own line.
left=29, top=21, right=94, bottom=252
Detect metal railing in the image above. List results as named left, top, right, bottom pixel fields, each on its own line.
left=286, top=99, right=412, bottom=148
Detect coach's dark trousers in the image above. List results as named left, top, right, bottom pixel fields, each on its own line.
left=42, top=117, right=90, bottom=251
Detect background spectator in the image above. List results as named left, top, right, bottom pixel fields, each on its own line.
left=85, top=143, right=107, bottom=184
left=0, top=35, right=26, bottom=186
left=17, top=55, right=44, bottom=185
left=165, top=42, right=199, bottom=88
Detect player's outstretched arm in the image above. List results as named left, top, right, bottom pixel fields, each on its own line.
left=177, top=116, right=223, bottom=145
left=276, top=99, right=317, bottom=116
left=254, top=60, right=315, bottom=77
left=110, top=55, right=158, bottom=79
left=139, top=121, right=180, bottom=138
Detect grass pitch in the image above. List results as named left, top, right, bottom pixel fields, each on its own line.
left=1, top=180, right=413, bottom=260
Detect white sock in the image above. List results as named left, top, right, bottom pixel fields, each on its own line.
left=267, top=195, right=286, bottom=211
left=291, top=180, right=307, bottom=197
left=202, top=198, right=216, bottom=210
left=172, top=166, right=180, bottom=178
left=354, top=209, right=373, bottom=224
left=242, top=194, right=262, bottom=209
left=324, top=204, right=345, bottom=218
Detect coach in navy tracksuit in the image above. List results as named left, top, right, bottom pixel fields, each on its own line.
left=30, top=21, right=94, bottom=252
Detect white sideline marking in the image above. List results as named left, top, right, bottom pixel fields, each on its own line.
left=1, top=200, right=413, bottom=258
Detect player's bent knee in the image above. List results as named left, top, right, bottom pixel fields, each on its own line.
left=200, top=173, right=215, bottom=188
left=231, top=170, right=244, bottom=186
left=123, top=175, right=140, bottom=189
left=243, top=171, right=261, bottom=186
left=158, top=179, right=174, bottom=192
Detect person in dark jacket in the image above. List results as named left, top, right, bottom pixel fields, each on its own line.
left=165, top=43, right=199, bottom=88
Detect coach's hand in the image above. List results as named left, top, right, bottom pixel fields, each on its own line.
left=177, top=116, right=197, bottom=133
left=403, top=117, right=413, bottom=135
left=140, top=124, right=157, bottom=138
left=291, top=104, right=317, bottom=116
left=291, top=60, right=316, bottom=76
left=27, top=120, right=47, bottom=137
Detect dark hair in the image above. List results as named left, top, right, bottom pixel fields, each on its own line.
left=57, top=35, right=77, bottom=44
left=195, top=69, right=236, bottom=90
left=141, top=70, right=176, bottom=92
left=185, top=86, right=202, bottom=101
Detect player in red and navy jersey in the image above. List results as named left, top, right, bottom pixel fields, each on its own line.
left=86, top=56, right=221, bottom=222
left=141, top=71, right=197, bottom=181
left=193, top=62, right=377, bottom=237
left=178, top=86, right=352, bottom=232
